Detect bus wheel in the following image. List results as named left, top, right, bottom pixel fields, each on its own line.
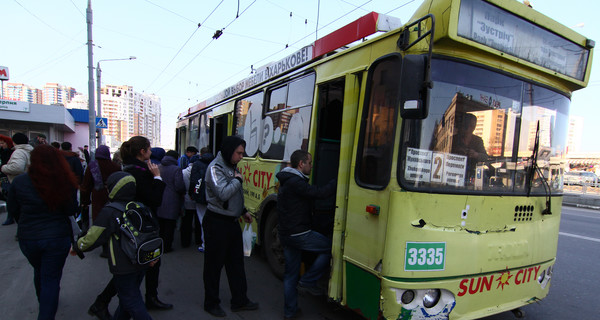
left=263, top=209, right=285, bottom=280
left=511, top=308, right=524, bottom=318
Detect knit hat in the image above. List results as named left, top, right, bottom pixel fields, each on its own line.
left=95, top=145, right=111, bottom=160
left=150, top=147, right=166, bottom=165
left=12, top=132, right=29, bottom=145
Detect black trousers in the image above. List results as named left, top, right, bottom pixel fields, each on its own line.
left=158, top=218, right=177, bottom=251
left=202, top=210, right=249, bottom=309
left=180, top=209, right=202, bottom=247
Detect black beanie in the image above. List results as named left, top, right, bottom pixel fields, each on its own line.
left=12, top=132, right=29, bottom=145
left=220, top=136, right=246, bottom=167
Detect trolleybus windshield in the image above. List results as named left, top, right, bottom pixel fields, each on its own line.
left=400, top=59, right=569, bottom=195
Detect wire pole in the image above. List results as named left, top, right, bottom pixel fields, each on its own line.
left=86, top=0, right=96, bottom=160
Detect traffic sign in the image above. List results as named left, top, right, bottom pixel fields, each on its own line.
left=96, top=117, right=108, bottom=129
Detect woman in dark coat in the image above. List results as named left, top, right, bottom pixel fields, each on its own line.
left=120, top=136, right=171, bottom=309
left=156, top=150, right=185, bottom=252
left=7, top=144, right=79, bottom=320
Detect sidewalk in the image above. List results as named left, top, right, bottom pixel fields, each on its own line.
left=0, top=203, right=355, bottom=320
left=562, top=192, right=600, bottom=210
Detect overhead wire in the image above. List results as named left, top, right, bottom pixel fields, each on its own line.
left=13, top=0, right=80, bottom=43
left=385, top=0, right=416, bottom=15
left=155, top=0, right=257, bottom=94
left=191, top=0, right=421, bottom=104
left=145, top=0, right=225, bottom=91
left=67, top=0, right=85, bottom=17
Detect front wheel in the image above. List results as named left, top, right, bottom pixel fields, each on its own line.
left=263, top=209, right=284, bottom=280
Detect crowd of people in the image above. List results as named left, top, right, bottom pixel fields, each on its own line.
left=0, top=133, right=336, bottom=320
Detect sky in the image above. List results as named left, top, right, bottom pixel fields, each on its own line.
left=2, top=0, right=599, bottom=151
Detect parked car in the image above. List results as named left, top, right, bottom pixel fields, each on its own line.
left=564, top=171, right=598, bottom=185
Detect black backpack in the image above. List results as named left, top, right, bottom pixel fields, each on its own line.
left=107, top=201, right=163, bottom=265
left=189, top=161, right=208, bottom=204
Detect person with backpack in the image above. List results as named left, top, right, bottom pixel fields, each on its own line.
left=79, top=145, right=121, bottom=227
left=202, top=136, right=259, bottom=317
left=181, top=154, right=201, bottom=248
left=185, top=147, right=214, bottom=251
left=73, top=171, right=159, bottom=320
left=86, top=136, right=170, bottom=320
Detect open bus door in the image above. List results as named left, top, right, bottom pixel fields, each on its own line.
left=210, top=114, right=229, bottom=155
left=176, top=125, right=187, bottom=155
left=313, top=79, right=344, bottom=237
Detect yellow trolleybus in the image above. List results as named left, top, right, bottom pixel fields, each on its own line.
left=176, top=0, right=594, bottom=318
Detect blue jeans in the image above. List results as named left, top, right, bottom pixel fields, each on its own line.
left=112, top=270, right=153, bottom=320
left=19, top=236, right=71, bottom=320
left=281, top=231, right=331, bottom=318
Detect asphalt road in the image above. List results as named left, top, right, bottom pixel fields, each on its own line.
left=0, top=205, right=597, bottom=320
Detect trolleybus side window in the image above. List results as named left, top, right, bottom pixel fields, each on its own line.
left=235, top=92, right=264, bottom=157
left=356, top=56, right=401, bottom=189
left=261, top=73, right=316, bottom=161
left=189, top=115, right=199, bottom=149
left=198, top=112, right=210, bottom=151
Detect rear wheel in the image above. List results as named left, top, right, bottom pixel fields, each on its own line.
left=263, top=208, right=284, bottom=279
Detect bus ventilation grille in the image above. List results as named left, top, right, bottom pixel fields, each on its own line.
left=514, top=205, right=534, bottom=222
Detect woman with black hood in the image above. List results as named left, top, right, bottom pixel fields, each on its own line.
left=202, top=135, right=259, bottom=317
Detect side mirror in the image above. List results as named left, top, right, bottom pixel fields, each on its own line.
left=400, top=55, right=429, bottom=119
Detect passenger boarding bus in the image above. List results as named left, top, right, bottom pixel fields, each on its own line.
left=176, top=0, right=594, bottom=318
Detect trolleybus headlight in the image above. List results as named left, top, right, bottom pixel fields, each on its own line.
left=423, top=289, right=441, bottom=308
left=401, top=290, right=415, bottom=304
left=547, top=265, right=553, bottom=276
left=537, top=270, right=546, bottom=283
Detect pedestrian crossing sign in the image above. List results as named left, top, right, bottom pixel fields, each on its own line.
left=96, top=117, right=108, bottom=129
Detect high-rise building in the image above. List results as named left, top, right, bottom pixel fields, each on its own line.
left=567, top=116, right=584, bottom=154
left=100, top=85, right=161, bottom=148
left=2, top=82, right=43, bottom=103
left=43, top=83, right=77, bottom=105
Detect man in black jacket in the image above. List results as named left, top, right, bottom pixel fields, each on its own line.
left=276, top=149, right=336, bottom=320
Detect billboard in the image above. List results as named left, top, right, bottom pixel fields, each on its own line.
left=0, top=66, right=9, bottom=81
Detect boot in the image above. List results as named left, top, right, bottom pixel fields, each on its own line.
left=88, top=298, right=111, bottom=320
left=146, top=296, right=173, bottom=310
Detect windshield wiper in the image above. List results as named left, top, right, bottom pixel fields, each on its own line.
left=527, top=121, right=552, bottom=215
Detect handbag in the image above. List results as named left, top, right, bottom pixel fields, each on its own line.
left=242, top=223, right=256, bottom=257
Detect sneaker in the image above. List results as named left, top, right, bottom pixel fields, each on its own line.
left=198, top=245, right=205, bottom=253
left=204, top=305, right=226, bottom=317
left=231, top=300, right=259, bottom=312
left=297, top=282, right=325, bottom=296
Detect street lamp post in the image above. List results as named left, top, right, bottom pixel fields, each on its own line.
left=96, top=56, right=136, bottom=145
